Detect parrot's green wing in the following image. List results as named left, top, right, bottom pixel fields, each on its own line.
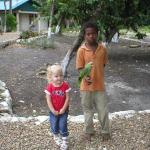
left=77, top=63, right=91, bottom=87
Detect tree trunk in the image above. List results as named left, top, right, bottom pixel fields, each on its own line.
left=48, top=0, right=55, bottom=38
left=9, top=0, right=12, bottom=14
left=4, top=0, right=7, bottom=33
left=55, top=15, right=64, bottom=34
left=105, top=27, right=118, bottom=43
left=61, top=30, right=84, bottom=76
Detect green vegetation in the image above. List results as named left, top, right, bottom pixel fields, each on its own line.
left=139, top=25, right=150, bottom=33
left=120, top=26, right=150, bottom=35
left=77, top=63, right=92, bottom=87
left=6, top=14, right=17, bottom=32
left=19, top=36, right=55, bottom=49
left=19, top=30, right=55, bottom=49
left=0, top=14, right=17, bottom=32
left=39, top=0, right=150, bottom=42
left=62, top=26, right=80, bottom=33
left=20, top=31, right=39, bottom=39
left=119, top=25, right=149, bottom=39
left=0, top=89, right=5, bottom=101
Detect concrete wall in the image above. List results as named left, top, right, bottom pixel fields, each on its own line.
left=19, top=13, right=30, bottom=31
left=40, top=18, right=48, bottom=32
left=19, top=13, right=48, bottom=32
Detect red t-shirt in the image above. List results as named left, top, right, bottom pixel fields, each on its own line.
left=44, top=81, right=71, bottom=111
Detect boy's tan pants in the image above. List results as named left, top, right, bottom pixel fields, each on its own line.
left=80, top=91, right=110, bottom=134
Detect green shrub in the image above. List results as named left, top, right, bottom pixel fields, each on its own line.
left=6, top=14, right=17, bottom=32
left=135, top=32, right=146, bottom=39
left=20, top=30, right=39, bottom=39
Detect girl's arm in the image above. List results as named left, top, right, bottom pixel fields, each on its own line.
left=59, top=92, right=70, bottom=114
left=46, top=94, right=58, bottom=115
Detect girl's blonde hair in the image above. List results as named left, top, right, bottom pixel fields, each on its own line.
left=47, top=63, right=63, bottom=82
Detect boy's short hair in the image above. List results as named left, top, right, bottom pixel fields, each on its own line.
left=82, top=21, right=98, bottom=35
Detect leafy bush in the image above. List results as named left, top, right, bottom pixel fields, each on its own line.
left=135, top=32, right=146, bottom=39
left=20, top=30, right=39, bottom=39
left=6, top=14, right=17, bottom=32
left=0, top=14, right=16, bottom=32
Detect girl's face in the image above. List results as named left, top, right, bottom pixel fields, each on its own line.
left=84, top=27, right=98, bottom=44
left=51, top=71, right=63, bottom=86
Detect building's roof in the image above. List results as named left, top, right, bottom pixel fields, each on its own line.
left=0, top=0, right=36, bottom=11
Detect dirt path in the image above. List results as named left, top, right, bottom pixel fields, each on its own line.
left=0, top=35, right=150, bottom=117
left=0, top=32, right=19, bottom=42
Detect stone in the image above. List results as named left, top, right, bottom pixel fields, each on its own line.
left=0, top=80, right=13, bottom=114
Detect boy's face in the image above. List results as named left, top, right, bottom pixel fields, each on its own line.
left=84, top=27, right=98, bottom=44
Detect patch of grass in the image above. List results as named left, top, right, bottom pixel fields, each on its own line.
left=0, top=89, right=4, bottom=94
left=20, top=37, right=55, bottom=49
left=119, top=29, right=129, bottom=35
left=32, top=37, right=55, bottom=49
left=0, top=88, right=5, bottom=101
left=120, top=25, right=150, bottom=36
left=62, top=25, right=80, bottom=33
left=0, top=94, right=5, bottom=101
left=62, top=26, right=80, bottom=36
left=139, top=25, right=150, bottom=33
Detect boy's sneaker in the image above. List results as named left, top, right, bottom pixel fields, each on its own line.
left=102, top=133, right=111, bottom=141
left=80, top=133, right=95, bottom=142
left=53, top=134, right=62, bottom=146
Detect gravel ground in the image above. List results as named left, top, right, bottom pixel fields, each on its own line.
left=0, top=113, right=150, bottom=150
left=0, top=32, right=19, bottom=42
left=0, top=34, right=150, bottom=150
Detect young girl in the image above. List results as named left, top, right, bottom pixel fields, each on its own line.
left=44, top=63, right=71, bottom=150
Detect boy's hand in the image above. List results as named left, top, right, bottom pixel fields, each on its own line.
left=87, top=61, right=93, bottom=67
left=84, top=76, right=92, bottom=85
left=59, top=108, right=65, bottom=115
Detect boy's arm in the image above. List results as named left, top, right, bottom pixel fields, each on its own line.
left=45, top=94, right=58, bottom=115
left=59, top=92, right=70, bottom=114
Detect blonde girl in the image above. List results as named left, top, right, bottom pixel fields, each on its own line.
left=44, top=63, right=71, bottom=150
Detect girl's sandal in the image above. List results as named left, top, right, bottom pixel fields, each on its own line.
left=60, top=140, right=68, bottom=150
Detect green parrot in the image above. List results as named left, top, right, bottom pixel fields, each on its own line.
left=77, top=63, right=92, bottom=87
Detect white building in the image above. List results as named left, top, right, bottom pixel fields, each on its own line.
left=0, top=0, right=48, bottom=33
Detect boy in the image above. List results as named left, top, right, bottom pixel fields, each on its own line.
left=76, top=21, right=111, bottom=141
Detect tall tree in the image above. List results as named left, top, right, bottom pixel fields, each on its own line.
left=61, top=0, right=150, bottom=74
left=37, top=0, right=150, bottom=74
